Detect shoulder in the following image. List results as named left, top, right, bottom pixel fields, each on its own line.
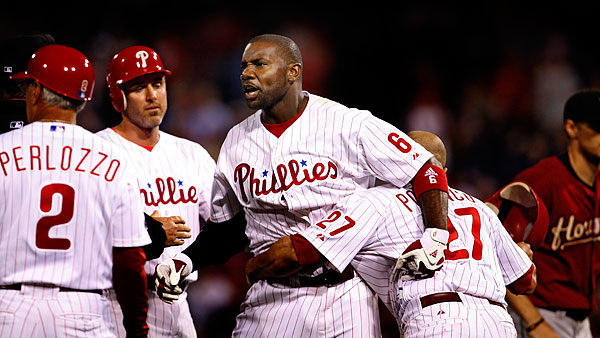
left=159, top=131, right=216, bottom=161
left=306, top=92, right=371, bottom=119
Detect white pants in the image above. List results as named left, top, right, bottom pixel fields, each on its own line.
left=107, top=288, right=197, bottom=338
left=0, top=284, right=115, bottom=337
left=233, top=276, right=381, bottom=338
left=400, top=293, right=517, bottom=338
left=509, top=306, right=592, bottom=338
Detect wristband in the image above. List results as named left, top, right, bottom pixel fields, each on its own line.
left=413, top=164, right=448, bottom=199
left=525, top=317, right=545, bottom=333
left=290, top=234, right=322, bottom=267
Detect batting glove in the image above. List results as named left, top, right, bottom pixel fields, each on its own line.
left=394, top=228, right=449, bottom=281
left=154, top=254, right=192, bottom=304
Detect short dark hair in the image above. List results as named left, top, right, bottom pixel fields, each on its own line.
left=564, top=90, right=600, bottom=132
left=249, top=34, right=302, bottom=66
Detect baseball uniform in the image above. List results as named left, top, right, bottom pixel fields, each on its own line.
left=0, top=122, right=150, bottom=337
left=299, top=184, right=533, bottom=337
left=507, top=153, right=600, bottom=337
left=97, top=128, right=215, bottom=338
left=211, top=92, right=433, bottom=337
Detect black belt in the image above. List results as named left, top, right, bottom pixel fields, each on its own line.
left=0, top=283, right=103, bottom=296
left=542, top=307, right=590, bottom=322
left=266, top=266, right=355, bottom=288
left=420, top=292, right=504, bottom=308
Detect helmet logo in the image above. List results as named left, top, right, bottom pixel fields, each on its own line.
left=135, top=51, right=149, bottom=68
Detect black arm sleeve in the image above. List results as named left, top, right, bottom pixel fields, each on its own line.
left=182, top=211, right=248, bottom=271
left=142, top=212, right=167, bottom=260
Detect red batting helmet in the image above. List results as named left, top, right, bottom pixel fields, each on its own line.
left=106, top=46, right=171, bottom=112
left=485, top=182, right=549, bottom=249
left=10, top=44, right=95, bottom=101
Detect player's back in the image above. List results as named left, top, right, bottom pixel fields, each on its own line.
left=349, top=185, right=530, bottom=315
left=0, top=122, right=147, bottom=290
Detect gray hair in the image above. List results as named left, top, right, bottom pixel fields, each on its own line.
left=41, top=86, right=86, bottom=113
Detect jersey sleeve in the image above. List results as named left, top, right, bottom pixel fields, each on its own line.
left=299, top=193, right=386, bottom=272
left=358, top=113, right=433, bottom=188
left=196, top=146, right=217, bottom=223
left=112, top=164, right=151, bottom=248
left=209, top=159, right=242, bottom=223
left=489, top=210, right=533, bottom=284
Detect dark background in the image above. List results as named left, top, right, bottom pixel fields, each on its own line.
left=3, top=2, right=600, bottom=337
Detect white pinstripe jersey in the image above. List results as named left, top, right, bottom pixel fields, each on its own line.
left=0, top=122, right=150, bottom=290
left=96, top=128, right=215, bottom=279
left=211, top=92, right=432, bottom=255
left=300, top=184, right=533, bottom=316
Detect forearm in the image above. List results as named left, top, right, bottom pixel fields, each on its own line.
left=113, top=247, right=149, bottom=337
left=182, top=211, right=248, bottom=271
left=416, top=158, right=448, bottom=230
left=246, top=236, right=302, bottom=282
left=506, top=291, right=543, bottom=326
left=142, top=213, right=167, bottom=260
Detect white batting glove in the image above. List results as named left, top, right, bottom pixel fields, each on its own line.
left=154, top=254, right=192, bottom=304
left=394, top=228, right=449, bottom=281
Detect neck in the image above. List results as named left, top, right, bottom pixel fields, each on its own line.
left=32, top=105, right=77, bottom=124
left=262, top=88, right=308, bottom=124
left=568, top=145, right=598, bottom=186
left=113, top=117, right=160, bottom=148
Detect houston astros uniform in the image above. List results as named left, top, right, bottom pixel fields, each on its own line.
left=298, top=184, right=533, bottom=337
left=0, top=122, right=151, bottom=337
left=211, top=92, right=433, bottom=337
left=97, top=128, right=215, bottom=337
left=508, top=153, right=600, bottom=337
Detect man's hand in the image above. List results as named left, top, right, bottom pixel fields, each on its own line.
left=154, top=257, right=190, bottom=304
left=151, top=210, right=191, bottom=246
left=517, top=241, right=534, bottom=261
left=394, top=228, right=449, bottom=281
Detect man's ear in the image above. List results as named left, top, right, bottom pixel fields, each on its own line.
left=565, top=119, right=578, bottom=139
left=30, top=80, right=42, bottom=104
left=287, top=63, right=302, bottom=83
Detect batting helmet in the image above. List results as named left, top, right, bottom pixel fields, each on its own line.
left=485, top=182, right=549, bottom=249
left=10, top=44, right=94, bottom=101
left=106, top=46, right=171, bottom=112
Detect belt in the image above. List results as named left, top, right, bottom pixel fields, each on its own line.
left=543, top=307, right=590, bottom=322
left=266, top=266, right=355, bottom=288
left=0, top=283, right=103, bottom=295
left=420, top=292, right=504, bottom=308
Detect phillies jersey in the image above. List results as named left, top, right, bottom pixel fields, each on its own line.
left=300, top=184, right=533, bottom=316
left=511, top=154, right=600, bottom=310
left=211, top=92, right=432, bottom=255
left=0, top=122, right=150, bottom=290
left=96, top=128, right=215, bottom=278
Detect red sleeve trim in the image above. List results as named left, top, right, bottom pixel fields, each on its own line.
left=290, top=234, right=322, bottom=267
left=508, top=264, right=535, bottom=295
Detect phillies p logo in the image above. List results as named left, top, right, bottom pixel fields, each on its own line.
left=135, top=51, right=149, bottom=68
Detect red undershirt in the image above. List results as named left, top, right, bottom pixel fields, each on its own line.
left=262, top=106, right=306, bottom=137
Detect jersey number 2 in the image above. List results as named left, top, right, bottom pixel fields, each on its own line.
left=36, top=183, right=75, bottom=250
left=445, top=207, right=483, bottom=261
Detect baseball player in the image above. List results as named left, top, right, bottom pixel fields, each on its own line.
left=497, top=90, right=600, bottom=338
left=0, top=44, right=151, bottom=337
left=246, top=131, right=537, bottom=337
left=0, top=34, right=55, bottom=134
left=96, top=45, right=216, bottom=338
left=155, top=34, right=449, bottom=337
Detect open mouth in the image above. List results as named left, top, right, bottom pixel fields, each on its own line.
left=243, top=84, right=259, bottom=100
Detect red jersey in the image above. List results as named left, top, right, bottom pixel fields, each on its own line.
left=512, top=153, right=600, bottom=311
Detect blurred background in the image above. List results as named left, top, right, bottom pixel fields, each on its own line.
left=3, top=2, right=600, bottom=337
